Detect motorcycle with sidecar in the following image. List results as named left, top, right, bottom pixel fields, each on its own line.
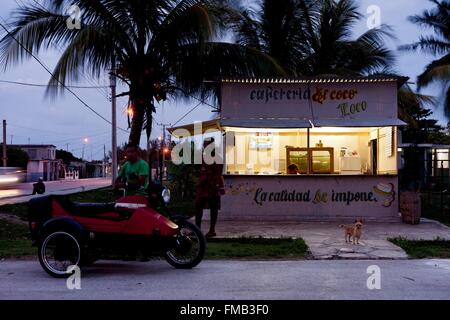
left=27, top=183, right=205, bottom=277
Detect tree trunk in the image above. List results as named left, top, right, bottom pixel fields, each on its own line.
left=145, top=111, right=153, bottom=141
left=128, top=74, right=154, bottom=146
left=128, top=102, right=144, bottom=146
left=145, top=112, right=153, bottom=166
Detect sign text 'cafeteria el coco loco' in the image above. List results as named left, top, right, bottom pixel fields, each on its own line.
left=250, top=86, right=366, bottom=118
left=221, top=82, right=398, bottom=120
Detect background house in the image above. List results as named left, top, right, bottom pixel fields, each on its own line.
left=10, top=144, right=60, bottom=182
left=57, top=150, right=111, bottom=180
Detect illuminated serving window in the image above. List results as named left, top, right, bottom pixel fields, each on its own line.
left=224, top=127, right=397, bottom=176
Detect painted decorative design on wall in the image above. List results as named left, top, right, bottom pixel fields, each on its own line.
left=373, top=183, right=396, bottom=207
left=227, top=182, right=259, bottom=196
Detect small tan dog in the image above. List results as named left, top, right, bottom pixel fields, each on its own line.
left=339, top=219, right=364, bottom=244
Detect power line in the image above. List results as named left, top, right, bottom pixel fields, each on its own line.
left=175, top=88, right=218, bottom=110
left=44, top=132, right=111, bottom=145
left=26, top=0, right=217, bottom=134
left=19, top=0, right=217, bottom=137
left=189, top=95, right=218, bottom=110
left=10, top=133, right=112, bottom=146
left=9, top=125, right=111, bottom=143
left=5, top=2, right=214, bottom=139
left=8, top=123, right=108, bottom=135
left=0, top=15, right=129, bottom=133
left=0, top=79, right=109, bottom=89
left=25, top=0, right=111, bottom=100
left=171, top=101, right=203, bottom=127
left=80, top=69, right=111, bottom=101
left=0, top=18, right=107, bottom=124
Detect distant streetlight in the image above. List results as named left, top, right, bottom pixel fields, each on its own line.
left=82, top=138, right=89, bottom=160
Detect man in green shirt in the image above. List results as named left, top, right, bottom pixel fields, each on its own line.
left=115, top=144, right=150, bottom=196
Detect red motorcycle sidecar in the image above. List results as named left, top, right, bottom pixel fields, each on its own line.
left=28, top=194, right=205, bottom=278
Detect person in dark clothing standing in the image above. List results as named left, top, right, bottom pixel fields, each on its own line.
left=195, top=138, right=225, bottom=238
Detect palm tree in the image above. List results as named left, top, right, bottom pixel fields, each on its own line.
left=233, top=0, right=440, bottom=132
left=0, top=0, right=283, bottom=145
left=399, top=0, right=450, bottom=116
left=398, top=82, right=437, bottom=126
left=231, top=0, right=395, bottom=76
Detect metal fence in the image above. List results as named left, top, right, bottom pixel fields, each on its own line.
left=399, top=147, right=450, bottom=191
left=423, top=149, right=450, bottom=191
left=399, top=152, right=450, bottom=217
left=421, top=190, right=450, bottom=216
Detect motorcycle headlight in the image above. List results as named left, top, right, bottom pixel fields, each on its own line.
left=162, top=188, right=171, bottom=204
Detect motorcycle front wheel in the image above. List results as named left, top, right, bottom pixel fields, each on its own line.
left=164, top=220, right=205, bottom=269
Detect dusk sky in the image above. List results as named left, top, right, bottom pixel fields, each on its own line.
left=0, top=0, right=444, bottom=160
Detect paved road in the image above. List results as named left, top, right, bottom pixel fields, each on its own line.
left=0, top=178, right=111, bottom=205
left=1, top=259, right=449, bottom=300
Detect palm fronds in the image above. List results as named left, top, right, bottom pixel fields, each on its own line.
left=400, top=0, right=450, bottom=116
left=0, top=0, right=283, bottom=145
left=230, top=0, right=395, bottom=76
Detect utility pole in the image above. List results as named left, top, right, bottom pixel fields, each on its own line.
left=66, top=143, right=69, bottom=152
left=110, top=58, right=118, bottom=184
left=2, top=120, right=7, bottom=167
left=147, top=137, right=152, bottom=180
left=157, top=123, right=171, bottom=182
left=103, top=144, right=107, bottom=178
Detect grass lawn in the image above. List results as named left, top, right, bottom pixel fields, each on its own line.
left=0, top=203, right=29, bottom=221
left=390, top=237, right=450, bottom=259
left=0, top=219, right=36, bottom=258
left=205, top=237, right=309, bottom=259
left=68, top=187, right=116, bottom=203
left=0, top=239, right=36, bottom=258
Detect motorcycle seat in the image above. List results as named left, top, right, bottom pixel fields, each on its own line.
left=52, top=196, right=123, bottom=219
left=72, top=202, right=117, bottom=217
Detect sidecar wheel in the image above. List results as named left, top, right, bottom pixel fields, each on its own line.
left=164, top=221, right=205, bottom=269
left=38, top=231, right=82, bottom=278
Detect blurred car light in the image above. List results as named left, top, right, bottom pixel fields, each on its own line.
left=0, top=176, right=20, bottom=184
